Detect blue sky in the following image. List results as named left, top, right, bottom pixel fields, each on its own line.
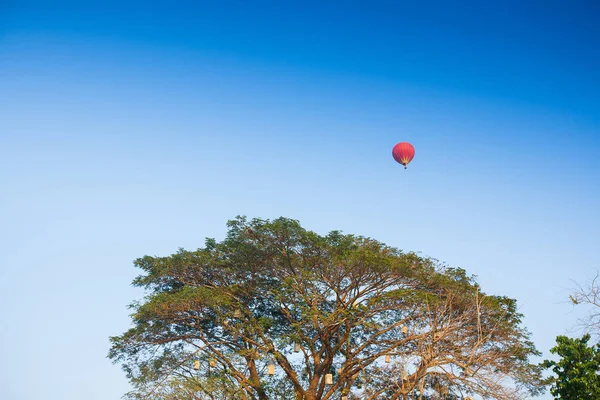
left=1, top=1, right=599, bottom=399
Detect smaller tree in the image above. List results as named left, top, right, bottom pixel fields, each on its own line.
left=570, top=270, right=600, bottom=338
left=542, top=334, right=600, bottom=399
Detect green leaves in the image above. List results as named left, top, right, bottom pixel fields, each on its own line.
left=110, top=216, right=544, bottom=400
left=542, top=334, right=600, bottom=399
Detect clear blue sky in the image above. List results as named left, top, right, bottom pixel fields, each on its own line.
left=1, top=1, right=599, bottom=399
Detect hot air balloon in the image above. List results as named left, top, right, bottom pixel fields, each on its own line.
left=392, top=142, right=415, bottom=169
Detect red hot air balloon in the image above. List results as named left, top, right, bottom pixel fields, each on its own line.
left=392, top=142, right=415, bottom=169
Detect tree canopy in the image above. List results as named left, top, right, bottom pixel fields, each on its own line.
left=542, top=334, right=600, bottom=399
left=109, top=216, right=544, bottom=399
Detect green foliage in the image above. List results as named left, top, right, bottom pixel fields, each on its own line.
left=542, top=334, right=600, bottom=399
left=109, top=216, right=544, bottom=400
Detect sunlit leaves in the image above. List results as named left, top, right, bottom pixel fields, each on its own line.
left=110, top=216, right=544, bottom=400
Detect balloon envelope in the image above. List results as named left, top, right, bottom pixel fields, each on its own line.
left=392, top=142, right=415, bottom=168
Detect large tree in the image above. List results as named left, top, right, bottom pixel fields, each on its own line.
left=109, top=217, right=544, bottom=399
